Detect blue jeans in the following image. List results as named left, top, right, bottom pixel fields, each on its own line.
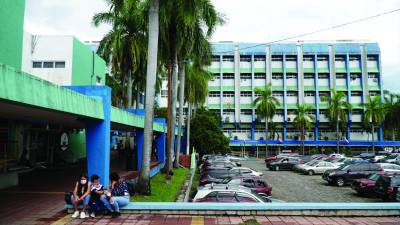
left=100, top=195, right=129, bottom=212
left=71, top=195, right=90, bottom=206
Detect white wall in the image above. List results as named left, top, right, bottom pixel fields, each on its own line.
left=287, top=78, right=297, bottom=86
left=336, top=78, right=347, bottom=86
left=240, top=61, right=251, bottom=68
left=254, top=61, right=265, bottom=69
left=21, top=32, right=73, bottom=86
left=304, top=79, right=314, bottom=86
left=222, top=79, right=234, bottom=86
left=240, top=79, right=251, bottom=86
left=318, top=78, right=329, bottom=87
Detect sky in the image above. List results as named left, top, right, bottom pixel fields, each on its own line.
left=24, top=0, right=400, bottom=91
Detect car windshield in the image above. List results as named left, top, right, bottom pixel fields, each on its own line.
left=250, top=190, right=271, bottom=203
left=387, top=154, right=399, bottom=159
left=307, top=161, right=319, bottom=166
left=368, top=173, right=380, bottom=181
left=222, top=177, right=232, bottom=184
left=336, top=158, right=346, bottom=162
left=339, top=164, right=351, bottom=170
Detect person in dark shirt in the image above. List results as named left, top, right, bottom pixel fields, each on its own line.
left=71, top=173, right=91, bottom=219
left=100, top=172, right=130, bottom=218
left=88, top=174, right=104, bottom=218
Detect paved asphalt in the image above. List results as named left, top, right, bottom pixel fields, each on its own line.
left=240, top=158, right=382, bottom=203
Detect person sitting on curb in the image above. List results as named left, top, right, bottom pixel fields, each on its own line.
left=100, top=172, right=130, bottom=218
left=88, top=174, right=105, bottom=218
left=71, top=173, right=91, bottom=219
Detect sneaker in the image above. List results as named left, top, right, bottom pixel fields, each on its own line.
left=111, top=211, right=120, bottom=218
left=85, top=212, right=89, bottom=218
left=80, top=211, right=86, bottom=219
left=90, top=212, right=95, bottom=218
left=71, top=211, right=79, bottom=218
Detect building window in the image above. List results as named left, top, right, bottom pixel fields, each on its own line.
left=368, top=73, right=379, bottom=79
left=350, top=74, right=361, bottom=79
left=209, top=91, right=220, bottom=97
left=304, top=73, right=314, bottom=79
left=272, top=73, right=283, bottom=79
left=272, top=55, right=283, bottom=61
left=32, top=61, right=42, bottom=68
left=254, top=73, right=266, bottom=79
left=272, top=92, right=283, bottom=97
left=43, top=61, right=54, bottom=68
left=241, top=109, right=252, bottom=115
left=317, top=56, right=328, bottom=61
left=369, top=91, right=379, bottom=96
left=336, top=74, right=346, bottom=79
left=240, top=73, right=251, bottom=79
left=222, top=56, right=234, bottom=62
left=318, top=74, right=329, bottom=79
left=303, top=55, right=314, bottom=61
left=240, top=91, right=252, bottom=97
left=96, top=76, right=102, bottom=85
left=240, top=56, right=251, bottom=62
left=55, top=61, right=65, bottom=68
left=223, top=91, right=234, bottom=97
left=286, top=74, right=297, bottom=79
left=287, top=91, right=297, bottom=96
left=223, top=109, right=235, bottom=114
left=351, top=91, right=362, bottom=96
left=254, top=56, right=265, bottom=61
left=305, top=92, right=315, bottom=97
left=222, top=73, right=234, bottom=79
left=161, top=90, right=168, bottom=97
left=212, top=56, right=220, bottom=62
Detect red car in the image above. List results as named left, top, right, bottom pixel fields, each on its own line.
left=224, top=176, right=272, bottom=196
left=351, top=173, right=381, bottom=195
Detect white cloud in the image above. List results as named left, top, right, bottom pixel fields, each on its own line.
left=24, top=0, right=400, bottom=91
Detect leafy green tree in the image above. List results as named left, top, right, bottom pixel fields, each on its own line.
left=383, top=90, right=400, bottom=141
left=293, top=104, right=314, bottom=155
left=253, top=84, right=279, bottom=156
left=364, top=95, right=385, bottom=154
left=322, top=90, right=352, bottom=153
left=190, top=108, right=230, bottom=156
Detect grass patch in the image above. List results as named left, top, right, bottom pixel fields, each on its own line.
left=132, top=168, right=189, bottom=202
left=189, top=169, right=200, bottom=200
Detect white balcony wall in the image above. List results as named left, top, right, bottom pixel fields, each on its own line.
left=319, top=114, right=329, bottom=122
left=368, top=78, right=379, bottom=86
left=303, top=60, right=314, bottom=69
left=349, top=60, right=360, bottom=69
left=240, top=114, right=253, bottom=123
left=367, top=60, right=378, bottom=68
left=317, top=60, right=329, bottom=68
left=351, top=96, right=362, bottom=104
left=254, top=61, right=266, bottom=69
left=208, top=97, right=220, bottom=104
left=240, top=97, right=253, bottom=104
left=304, top=96, right=315, bottom=104
left=223, top=97, right=235, bottom=104
left=336, top=78, right=347, bottom=86
left=274, top=96, right=284, bottom=105
left=319, top=132, right=336, bottom=140
left=304, top=79, right=315, bottom=86
left=222, top=114, right=235, bottom=123
left=254, top=132, right=265, bottom=140
left=286, top=61, right=297, bottom=69
left=272, top=60, right=283, bottom=69
left=286, top=96, right=298, bottom=104
left=286, top=78, right=297, bottom=86
left=222, top=61, right=234, bottom=68
left=232, top=131, right=251, bottom=140
left=350, top=132, right=377, bottom=141
left=208, top=79, right=220, bottom=86
left=318, top=79, right=329, bottom=87
left=240, top=79, right=251, bottom=86
left=335, top=60, right=346, bottom=68
left=286, top=132, right=300, bottom=141
left=350, top=78, right=361, bottom=86
left=222, top=79, right=235, bottom=86
left=253, top=78, right=266, bottom=86
left=287, top=114, right=296, bottom=122
left=240, top=61, right=251, bottom=69
left=305, top=132, right=315, bottom=141
left=351, top=114, right=362, bottom=122
left=210, top=61, right=220, bottom=68
left=272, top=79, right=283, bottom=87
left=272, top=115, right=284, bottom=122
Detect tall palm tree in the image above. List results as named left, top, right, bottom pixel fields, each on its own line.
left=138, top=0, right=159, bottom=195
left=364, top=95, right=385, bottom=154
left=293, top=104, right=314, bottom=155
left=184, top=64, right=212, bottom=154
left=253, top=85, right=280, bottom=156
left=383, top=91, right=400, bottom=141
left=322, top=90, right=352, bottom=153
left=93, top=0, right=147, bottom=108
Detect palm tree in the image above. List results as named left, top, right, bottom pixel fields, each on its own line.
left=184, top=64, right=212, bottom=154
left=383, top=91, right=400, bottom=141
left=322, top=90, right=352, bottom=153
left=293, top=104, right=314, bottom=155
left=93, top=0, right=147, bottom=109
left=253, top=85, right=280, bottom=156
left=364, top=95, right=385, bottom=154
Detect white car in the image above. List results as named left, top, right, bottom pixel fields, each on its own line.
left=229, top=167, right=263, bottom=176
left=328, top=153, right=345, bottom=159
left=302, top=161, right=339, bottom=175
left=294, top=159, right=319, bottom=172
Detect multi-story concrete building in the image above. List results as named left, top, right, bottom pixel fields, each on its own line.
left=158, top=41, right=397, bottom=151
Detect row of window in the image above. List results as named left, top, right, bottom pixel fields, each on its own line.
left=32, top=61, right=66, bottom=68
left=211, top=73, right=379, bottom=80
left=212, top=55, right=378, bottom=63
left=208, top=91, right=378, bottom=97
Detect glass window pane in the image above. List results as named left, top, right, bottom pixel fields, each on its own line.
left=55, top=61, right=65, bottom=68
left=32, top=61, right=42, bottom=68
left=43, top=61, right=54, bottom=68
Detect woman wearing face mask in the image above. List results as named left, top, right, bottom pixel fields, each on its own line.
left=71, top=173, right=91, bottom=219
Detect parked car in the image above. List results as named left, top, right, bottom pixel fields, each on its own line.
left=204, top=176, right=272, bottom=196
left=332, top=157, right=352, bottom=166
left=327, top=153, right=345, bottom=159
left=201, top=161, right=238, bottom=173
left=379, top=154, right=400, bottom=163
left=267, top=157, right=303, bottom=171
left=200, top=167, right=261, bottom=185
left=323, top=163, right=400, bottom=187
left=351, top=173, right=382, bottom=195
left=293, top=159, right=320, bottom=172
left=229, top=167, right=263, bottom=176
left=193, top=184, right=280, bottom=203
left=301, top=161, right=339, bottom=175
left=374, top=174, right=400, bottom=201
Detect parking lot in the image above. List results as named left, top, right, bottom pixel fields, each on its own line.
left=240, top=158, right=383, bottom=202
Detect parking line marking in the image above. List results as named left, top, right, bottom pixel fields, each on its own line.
left=191, top=216, right=204, bottom=225
left=51, top=215, right=72, bottom=225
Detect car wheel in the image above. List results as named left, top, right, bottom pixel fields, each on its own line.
left=336, top=177, right=345, bottom=187
left=308, top=170, right=314, bottom=176
left=275, top=166, right=280, bottom=171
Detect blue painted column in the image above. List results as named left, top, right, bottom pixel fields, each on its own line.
left=282, top=54, right=287, bottom=141
left=345, top=54, right=351, bottom=142
left=314, top=54, right=319, bottom=142
left=180, top=129, right=185, bottom=153
left=378, top=54, right=384, bottom=141
left=136, top=129, right=144, bottom=170
left=156, top=132, right=166, bottom=162
left=65, top=86, right=111, bottom=185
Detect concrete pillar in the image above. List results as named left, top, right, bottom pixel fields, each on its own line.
left=136, top=129, right=144, bottom=170
left=65, top=86, right=111, bottom=185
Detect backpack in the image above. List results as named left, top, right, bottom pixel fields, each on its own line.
left=64, top=192, right=73, bottom=204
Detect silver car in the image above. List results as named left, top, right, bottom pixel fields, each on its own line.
left=302, top=161, right=339, bottom=175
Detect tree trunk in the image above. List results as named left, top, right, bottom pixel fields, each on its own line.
left=126, top=71, right=133, bottom=108
left=136, top=85, right=140, bottom=109
left=392, top=128, right=396, bottom=141
left=336, top=120, right=339, bottom=154
left=175, top=62, right=185, bottom=166
left=372, top=125, right=375, bottom=154
left=167, top=48, right=178, bottom=170
left=186, top=103, right=192, bottom=155
left=265, top=118, right=268, bottom=157
left=138, top=0, right=159, bottom=195
left=302, top=125, right=305, bottom=155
